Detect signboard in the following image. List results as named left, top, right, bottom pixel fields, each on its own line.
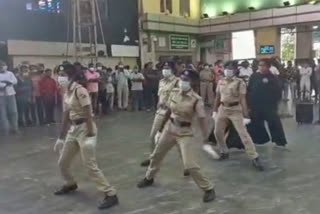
left=170, top=34, right=190, bottom=50
left=260, top=45, right=275, bottom=54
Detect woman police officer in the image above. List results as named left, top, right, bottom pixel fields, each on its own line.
left=137, top=69, right=216, bottom=203
left=53, top=63, right=119, bottom=210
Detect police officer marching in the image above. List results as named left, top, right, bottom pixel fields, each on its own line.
left=140, top=62, right=190, bottom=176
left=137, top=69, right=216, bottom=203
left=53, top=64, right=119, bottom=210
left=212, top=61, right=264, bottom=171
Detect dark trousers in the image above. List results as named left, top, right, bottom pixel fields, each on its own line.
left=144, top=86, right=158, bottom=110
left=43, top=95, right=55, bottom=123
left=17, top=98, right=32, bottom=126
left=30, top=96, right=45, bottom=125
left=132, top=90, right=144, bottom=110
left=250, top=110, right=287, bottom=146
left=97, top=89, right=108, bottom=115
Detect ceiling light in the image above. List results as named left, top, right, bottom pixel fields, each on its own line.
left=313, top=26, right=319, bottom=29
left=248, top=6, right=255, bottom=11
left=202, top=13, right=209, bottom=19
left=309, top=1, right=316, bottom=4
left=283, top=1, right=290, bottom=6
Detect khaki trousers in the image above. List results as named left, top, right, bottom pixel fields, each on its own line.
left=200, top=82, right=214, bottom=106
left=117, top=84, right=129, bottom=109
left=214, top=106, right=258, bottom=160
left=149, top=113, right=166, bottom=152
left=146, top=123, right=214, bottom=191
left=58, top=123, right=116, bottom=196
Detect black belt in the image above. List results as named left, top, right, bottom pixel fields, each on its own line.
left=71, top=118, right=87, bottom=125
left=170, top=118, right=191, bottom=127
left=221, top=102, right=239, bottom=107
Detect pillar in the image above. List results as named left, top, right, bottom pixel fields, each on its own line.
left=255, top=27, right=281, bottom=59
left=296, top=25, right=313, bottom=59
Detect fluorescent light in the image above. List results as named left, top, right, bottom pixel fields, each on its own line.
left=309, top=1, right=316, bottom=4
left=313, top=26, right=319, bottom=29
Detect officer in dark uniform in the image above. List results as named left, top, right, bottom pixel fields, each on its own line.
left=247, top=59, right=287, bottom=146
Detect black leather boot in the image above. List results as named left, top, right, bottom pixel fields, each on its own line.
left=140, top=159, right=150, bottom=167
left=54, top=184, right=78, bottom=195
left=98, top=195, right=119, bottom=210
left=252, top=157, right=264, bottom=171
left=203, top=189, right=216, bottom=203
left=137, top=178, right=154, bottom=188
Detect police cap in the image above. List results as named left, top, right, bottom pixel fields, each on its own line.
left=180, top=69, right=199, bottom=81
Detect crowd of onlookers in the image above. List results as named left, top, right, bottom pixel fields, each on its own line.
left=1, top=56, right=320, bottom=135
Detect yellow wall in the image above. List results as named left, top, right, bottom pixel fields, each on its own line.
left=142, top=0, right=200, bottom=19
left=255, top=27, right=280, bottom=59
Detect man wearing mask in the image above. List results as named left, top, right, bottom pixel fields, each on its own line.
left=286, top=61, right=298, bottom=101
left=239, top=60, right=253, bottom=84
left=0, top=61, right=18, bottom=135
left=30, top=65, right=45, bottom=125
left=16, top=65, right=33, bottom=127
left=130, top=66, right=144, bottom=111
left=85, top=63, right=100, bottom=114
left=115, top=63, right=130, bottom=110
left=248, top=59, right=287, bottom=147
left=39, top=69, right=58, bottom=125
left=199, top=64, right=215, bottom=107
left=105, top=68, right=115, bottom=111
left=212, top=61, right=263, bottom=171
left=96, top=63, right=107, bottom=115
left=143, top=62, right=161, bottom=111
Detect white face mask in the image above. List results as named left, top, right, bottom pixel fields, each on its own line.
left=224, top=69, right=234, bottom=78
left=89, top=67, right=95, bottom=72
left=97, top=67, right=102, bottom=70
left=57, top=76, right=69, bottom=85
left=179, top=80, right=191, bottom=91
left=162, top=69, right=172, bottom=77
left=2, top=65, right=8, bottom=71
left=204, top=66, right=209, bottom=70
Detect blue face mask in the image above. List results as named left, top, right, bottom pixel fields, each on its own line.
left=179, top=80, right=191, bottom=91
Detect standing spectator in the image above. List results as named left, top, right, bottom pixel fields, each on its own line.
left=238, top=60, right=253, bottom=84
left=0, top=61, right=18, bottom=135
left=286, top=61, right=298, bottom=101
left=56, top=65, right=69, bottom=111
left=199, top=64, right=215, bottom=106
left=300, top=62, right=312, bottom=100
left=174, top=60, right=185, bottom=77
left=252, top=59, right=259, bottom=73
left=270, top=58, right=280, bottom=76
left=143, top=62, right=161, bottom=111
left=96, top=63, right=107, bottom=115
left=116, top=64, right=130, bottom=110
left=39, top=69, right=58, bottom=124
left=279, top=64, right=290, bottom=101
left=105, top=68, right=115, bottom=111
left=314, top=59, right=320, bottom=103
left=214, top=60, right=224, bottom=80
left=130, top=66, right=144, bottom=111
left=30, top=65, right=45, bottom=125
left=16, top=65, right=33, bottom=127
left=85, top=63, right=100, bottom=114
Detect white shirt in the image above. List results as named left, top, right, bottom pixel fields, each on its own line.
left=300, top=67, right=312, bottom=78
left=270, top=66, right=280, bottom=76
left=130, top=72, right=144, bottom=91
left=0, top=71, right=18, bottom=96
left=115, top=69, right=130, bottom=86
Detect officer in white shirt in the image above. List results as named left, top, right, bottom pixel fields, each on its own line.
left=300, top=62, right=312, bottom=100
left=0, top=61, right=18, bottom=135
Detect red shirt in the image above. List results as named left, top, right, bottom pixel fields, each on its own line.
left=39, top=76, right=57, bottom=96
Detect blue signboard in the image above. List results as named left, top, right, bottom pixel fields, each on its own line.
left=260, top=45, right=275, bottom=54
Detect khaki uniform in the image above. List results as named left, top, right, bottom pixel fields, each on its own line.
left=149, top=76, right=179, bottom=151
left=214, top=77, right=258, bottom=159
left=200, top=69, right=214, bottom=106
left=59, top=82, right=116, bottom=196
left=146, top=88, right=214, bottom=191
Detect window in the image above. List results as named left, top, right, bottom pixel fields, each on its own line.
left=232, top=30, right=256, bottom=60
left=160, top=0, right=172, bottom=14
left=180, top=0, right=190, bottom=17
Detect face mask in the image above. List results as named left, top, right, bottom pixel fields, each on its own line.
left=89, top=67, right=95, bottom=72
left=58, top=76, right=69, bottom=85
left=32, top=69, right=37, bottom=73
left=2, top=65, right=8, bottom=71
left=162, top=69, right=172, bottom=77
left=22, top=73, right=29, bottom=77
left=204, top=66, right=209, bottom=70
left=179, top=80, right=191, bottom=91
left=97, top=67, right=102, bottom=70
left=224, top=69, right=234, bottom=78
